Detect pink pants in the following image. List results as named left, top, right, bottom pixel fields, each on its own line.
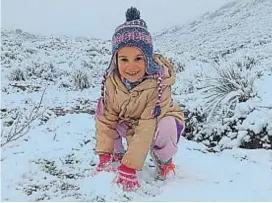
left=114, top=116, right=183, bottom=162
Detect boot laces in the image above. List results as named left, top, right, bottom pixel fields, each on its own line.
left=158, top=161, right=176, bottom=178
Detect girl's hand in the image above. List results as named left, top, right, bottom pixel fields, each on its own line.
left=113, top=164, right=140, bottom=191
left=91, top=154, right=115, bottom=176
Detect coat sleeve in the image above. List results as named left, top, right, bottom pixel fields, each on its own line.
left=122, top=86, right=172, bottom=170
left=95, top=80, right=119, bottom=155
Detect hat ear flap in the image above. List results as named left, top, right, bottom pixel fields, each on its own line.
left=115, top=53, right=119, bottom=74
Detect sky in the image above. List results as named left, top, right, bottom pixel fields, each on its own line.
left=1, top=0, right=232, bottom=39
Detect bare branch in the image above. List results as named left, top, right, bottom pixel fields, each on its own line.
left=1, top=89, right=47, bottom=147
left=53, top=133, right=57, bottom=141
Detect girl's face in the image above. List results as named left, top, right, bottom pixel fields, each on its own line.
left=117, top=47, right=146, bottom=82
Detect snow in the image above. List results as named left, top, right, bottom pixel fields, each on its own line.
left=1, top=114, right=272, bottom=201
left=1, top=0, right=272, bottom=201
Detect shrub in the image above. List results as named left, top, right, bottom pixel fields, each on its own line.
left=9, top=68, right=25, bottom=81
left=201, top=60, right=256, bottom=122
left=72, top=69, right=91, bottom=90
left=180, top=55, right=272, bottom=150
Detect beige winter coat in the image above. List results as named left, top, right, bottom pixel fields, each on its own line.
left=95, top=54, right=184, bottom=170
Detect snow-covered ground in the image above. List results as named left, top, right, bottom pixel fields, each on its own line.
left=1, top=0, right=272, bottom=201
left=2, top=114, right=272, bottom=201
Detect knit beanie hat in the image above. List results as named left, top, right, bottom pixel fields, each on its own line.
left=111, top=7, right=160, bottom=74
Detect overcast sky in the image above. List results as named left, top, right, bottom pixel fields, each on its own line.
left=1, top=0, right=232, bottom=40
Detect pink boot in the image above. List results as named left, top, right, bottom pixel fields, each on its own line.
left=150, top=151, right=176, bottom=180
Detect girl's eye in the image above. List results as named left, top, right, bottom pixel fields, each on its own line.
left=135, top=57, right=144, bottom=62
left=120, top=58, right=128, bottom=62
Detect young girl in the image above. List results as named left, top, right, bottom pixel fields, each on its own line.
left=93, top=7, right=185, bottom=191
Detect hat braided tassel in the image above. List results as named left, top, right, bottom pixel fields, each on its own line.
left=96, top=71, right=108, bottom=118
left=153, top=72, right=163, bottom=118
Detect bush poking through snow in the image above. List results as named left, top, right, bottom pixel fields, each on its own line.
left=183, top=110, right=272, bottom=150
left=240, top=129, right=272, bottom=149
left=9, top=67, right=25, bottom=81
left=235, top=56, right=258, bottom=70
left=183, top=107, right=206, bottom=140
left=25, top=65, right=39, bottom=77
left=181, top=56, right=272, bottom=150
left=72, top=69, right=91, bottom=90
left=201, top=60, right=256, bottom=122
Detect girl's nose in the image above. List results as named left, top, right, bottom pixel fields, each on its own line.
left=126, top=62, right=137, bottom=68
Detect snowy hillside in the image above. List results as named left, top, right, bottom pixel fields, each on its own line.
left=154, top=0, right=272, bottom=150
left=1, top=30, right=111, bottom=123
left=1, top=0, right=272, bottom=201
left=154, top=0, right=272, bottom=62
